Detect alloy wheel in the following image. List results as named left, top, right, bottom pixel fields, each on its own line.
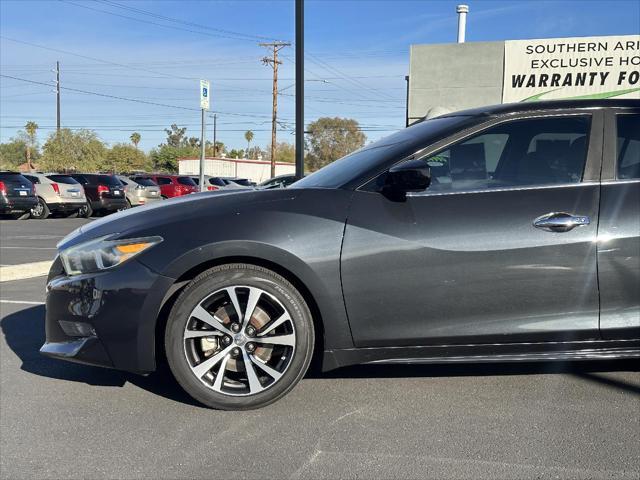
left=183, top=285, right=296, bottom=396
left=31, top=200, right=44, bottom=217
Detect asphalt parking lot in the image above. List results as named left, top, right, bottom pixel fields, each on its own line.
left=1, top=217, right=639, bottom=479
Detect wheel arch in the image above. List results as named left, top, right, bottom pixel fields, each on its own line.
left=153, top=253, right=328, bottom=374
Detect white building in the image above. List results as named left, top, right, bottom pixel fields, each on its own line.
left=178, top=157, right=295, bottom=184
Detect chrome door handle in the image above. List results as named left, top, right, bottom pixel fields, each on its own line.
left=533, top=212, right=590, bottom=232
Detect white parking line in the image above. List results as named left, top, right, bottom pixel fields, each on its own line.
left=0, top=261, right=53, bottom=282
left=1, top=246, right=57, bottom=250
left=0, top=300, right=44, bottom=305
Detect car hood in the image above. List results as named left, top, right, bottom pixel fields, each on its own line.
left=57, top=188, right=298, bottom=250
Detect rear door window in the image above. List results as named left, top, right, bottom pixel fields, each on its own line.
left=616, top=114, right=640, bottom=180
left=156, top=177, right=172, bottom=185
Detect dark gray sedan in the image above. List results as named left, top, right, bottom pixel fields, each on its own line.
left=41, top=99, right=639, bottom=410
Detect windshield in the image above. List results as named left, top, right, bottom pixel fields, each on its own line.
left=293, top=116, right=474, bottom=189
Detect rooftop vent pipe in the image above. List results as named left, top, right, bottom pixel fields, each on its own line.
left=456, top=5, right=469, bottom=43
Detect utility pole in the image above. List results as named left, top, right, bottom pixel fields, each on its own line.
left=260, top=41, right=290, bottom=177
left=295, top=0, right=304, bottom=179
left=56, top=61, right=61, bottom=132
left=212, top=113, right=217, bottom=156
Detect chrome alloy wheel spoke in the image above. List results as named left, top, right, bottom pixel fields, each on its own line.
left=183, top=285, right=296, bottom=397
left=241, top=349, right=265, bottom=394
left=252, top=333, right=296, bottom=347
left=191, top=345, right=234, bottom=378
left=191, top=304, right=233, bottom=336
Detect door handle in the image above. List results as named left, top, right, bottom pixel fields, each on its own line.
left=533, top=212, right=590, bottom=232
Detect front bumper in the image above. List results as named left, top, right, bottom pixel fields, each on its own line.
left=40, top=256, right=175, bottom=373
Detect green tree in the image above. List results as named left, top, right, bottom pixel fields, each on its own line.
left=40, top=129, right=107, bottom=172
left=164, top=124, right=187, bottom=147
left=244, top=130, right=254, bottom=156
left=305, top=117, right=366, bottom=171
left=106, top=143, right=149, bottom=173
left=246, top=145, right=265, bottom=161
left=130, top=132, right=141, bottom=149
left=263, top=142, right=294, bottom=163
left=24, top=121, right=38, bottom=167
left=228, top=148, right=245, bottom=159
left=149, top=144, right=198, bottom=173
left=0, top=138, right=28, bottom=169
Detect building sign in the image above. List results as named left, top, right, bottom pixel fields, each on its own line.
left=502, top=35, right=640, bottom=103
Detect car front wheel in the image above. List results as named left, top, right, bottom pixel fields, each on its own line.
left=165, top=264, right=314, bottom=410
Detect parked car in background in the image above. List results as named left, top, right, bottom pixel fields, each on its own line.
left=22, top=173, right=87, bottom=219
left=117, top=175, right=162, bottom=207
left=0, top=171, right=37, bottom=219
left=190, top=175, right=226, bottom=191
left=69, top=173, right=127, bottom=217
left=136, top=174, right=198, bottom=198
left=224, top=177, right=254, bottom=187
left=259, top=174, right=299, bottom=189
left=190, top=175, right=251, bottom=191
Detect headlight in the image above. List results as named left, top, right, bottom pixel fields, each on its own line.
left=59, top=234, right=162, bottom=276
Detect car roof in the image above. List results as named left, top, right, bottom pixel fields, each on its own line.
left=438, top=99, right=640, bottom=119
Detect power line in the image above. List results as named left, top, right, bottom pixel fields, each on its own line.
left=96, top=0, right=282, bottom=42
left=60, top=0, right=273, bottom=43
left=0, top=36, right=197, bottom=81
left=0, top=74, right=202, bottom=111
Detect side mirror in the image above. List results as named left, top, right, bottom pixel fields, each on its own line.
left=382, top=159, right=431, bottom=200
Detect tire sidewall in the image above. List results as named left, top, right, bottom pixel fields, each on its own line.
left=165, top=264, right=314, bottom=410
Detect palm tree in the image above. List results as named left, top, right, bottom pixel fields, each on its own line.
left=130, top=132, right=141, bottom=149
left=244, top=130, right=254, bottom=158
left=24, top=121, right=38, bottom=170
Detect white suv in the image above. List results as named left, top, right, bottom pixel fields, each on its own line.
left=23, top=173, right=88, bottom=219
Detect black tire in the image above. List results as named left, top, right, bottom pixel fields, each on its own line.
left=30, top=197, right=50, bottom=219
left=125, top=199, right=132, bottom=209
left=78, top=202, right=92, bottom=218
left=165, top=263, right=314, bottom=410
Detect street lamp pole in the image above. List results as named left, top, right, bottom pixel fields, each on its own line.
left=295, top=0, right=304, bottom=178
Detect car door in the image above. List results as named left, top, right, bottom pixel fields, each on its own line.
left=598, top=108, right=640, bottom=340
left=341, top=110, right=604, bottom=347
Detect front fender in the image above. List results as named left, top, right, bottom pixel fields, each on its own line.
left=155, top=239, right=353, bottom=350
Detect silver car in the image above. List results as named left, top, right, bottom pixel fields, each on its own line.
left=117, top=175, right=162, bottom=207
left=23, top=173, right=87, bottom=219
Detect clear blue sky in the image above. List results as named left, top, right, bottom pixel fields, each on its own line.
left=1, top=0, right=639, bottom=152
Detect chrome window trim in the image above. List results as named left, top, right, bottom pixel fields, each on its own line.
left=408, top=181, right=599, bottom=198
left=601, top=178, right=640, bottom=186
